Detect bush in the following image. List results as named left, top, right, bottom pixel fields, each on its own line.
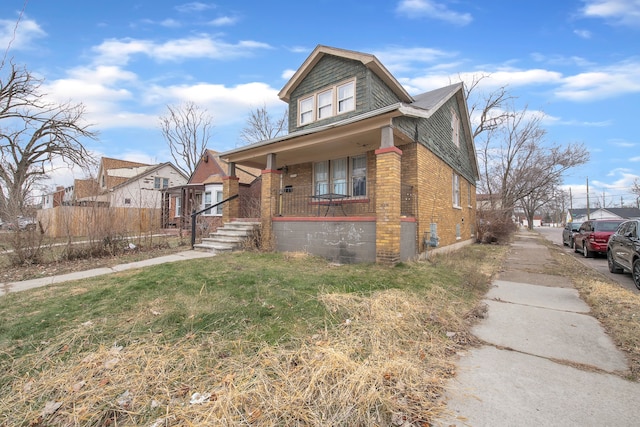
left=476, top=209, right=517, bottom=244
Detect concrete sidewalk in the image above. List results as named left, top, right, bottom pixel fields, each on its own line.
left=435, top=230, right=640, bottom=426
left=0, top=250, right=215, bottom=296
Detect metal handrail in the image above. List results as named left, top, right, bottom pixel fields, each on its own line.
left=191, top=194, right=239, bottom=248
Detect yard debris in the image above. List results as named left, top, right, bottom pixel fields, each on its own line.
left=41, top=400, right=62, bottom=416
left=189, top=392, right=211, bottom=405
left=117, top=390, right=133, bottom=408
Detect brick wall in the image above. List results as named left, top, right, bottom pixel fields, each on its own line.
left=406, top=142, right=476, bottom=250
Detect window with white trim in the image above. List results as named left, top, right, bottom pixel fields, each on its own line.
left=452, top=173, right=460, bottom=207
left=351, top=155, right=367, bottom=196
left=299, top=96, right=314, bottom=125
left=338, top=81, right=354, bottom=113
left=317, top=89, right=333, bottom=119
left=204, top=191, right=212, bottom=215
left=314, top=155, right=367, bottom=197
left=297, top=79, right=356, bottom=126
left=175, top=196, right=181, bottom=217
left=215, top=190, right=223, bottom=215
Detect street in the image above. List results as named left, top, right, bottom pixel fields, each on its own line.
left=535, top=226, right=638, bottom=293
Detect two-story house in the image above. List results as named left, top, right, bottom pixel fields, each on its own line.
left=219, top=45, right=479, bottom=264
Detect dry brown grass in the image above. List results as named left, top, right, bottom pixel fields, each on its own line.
left=0, top=245, right=508, bottom=426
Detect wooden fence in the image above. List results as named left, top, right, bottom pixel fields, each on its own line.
left=37, top=206, right=162, bottom=238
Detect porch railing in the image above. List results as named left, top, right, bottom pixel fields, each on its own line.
left=190, top=194, right=238, bottom=248
left=274, top=181, right=416, bottom=217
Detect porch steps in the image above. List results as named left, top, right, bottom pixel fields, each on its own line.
left=193, top=220, right=261, bottom=254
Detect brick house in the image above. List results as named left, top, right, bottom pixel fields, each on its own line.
left=161, top=149, right=261, bottom=232
left=219, top=45, right=479, bottom=263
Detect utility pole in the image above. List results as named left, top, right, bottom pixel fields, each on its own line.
left=586, top=177, right=590, bottom=220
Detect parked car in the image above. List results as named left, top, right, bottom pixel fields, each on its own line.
left=4, top=216, right=38, bottom=231
left=607, top=219, right=640, bottom=290
left=562, top=222, right=582, bottom=247
left=573, top=219, right=624, bottom=258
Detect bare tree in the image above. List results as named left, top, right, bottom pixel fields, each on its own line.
left=159, top=101, right=213, bottom=177
left=482, top=104, right=589, bottom=229
left=0, top=63, right=97, bottom=220
left=238, top=104, right=287, bottom=146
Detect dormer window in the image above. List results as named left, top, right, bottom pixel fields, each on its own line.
left=317, top=89, right=333, bottom=119
left=299, top=96, right=314, bottom=125
left=337, top=81, right=354, bottom=113
left=297, top=79, right=356, bottom=126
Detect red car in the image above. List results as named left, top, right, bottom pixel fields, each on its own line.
left=573, top=219, right=624, bottom=258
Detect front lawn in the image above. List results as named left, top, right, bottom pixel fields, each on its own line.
left=0, top=246, right=505, bottom=426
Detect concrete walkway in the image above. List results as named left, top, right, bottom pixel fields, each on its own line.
left=0, top=250, right=215, bottom=296
left=435, top=230, right=640, bottom=426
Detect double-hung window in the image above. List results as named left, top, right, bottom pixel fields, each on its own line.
left=317, top=89, right=333, bottom=119
left=175, top=196, right=181, bottom=217
left=351, top=155, right=367, bottom=196
left=314, top=155, right=366, bottom=197
left=203, top=191, right=212, bottom=215
left=299, top=96, right=314, bottom=125
left=215, top=190, right=223, bottom=215
left=297, top=80, right=356, bottom=126
left=338, top=82, right=354, bottom=113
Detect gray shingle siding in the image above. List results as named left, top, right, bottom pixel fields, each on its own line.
left=288, top=55, right=402, bottom=133
left=394, top=98, right=477, bottom=183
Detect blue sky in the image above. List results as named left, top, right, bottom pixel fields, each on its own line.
left=1, top=0, right=638, bottom=209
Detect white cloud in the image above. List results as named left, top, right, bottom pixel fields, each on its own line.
left=92, top=36, right=271, bottom=65
left=555, top=60, right=640, bottom=101
left=373, top=46, right=456, bottom=73
left=574, top=29, right=592, bottom=38
left=0, top=17, right=46, bottom=51
left=581, top=0, right=640, bottom=27
left=209, top=16, right=238, bottom=26
left=144, top=81, right=282, bottom=125
left=396, top=0, right=473, bottom=25
left=281, top=69, right=296, bottom=80
left=175, top=2, right=216, bottom=13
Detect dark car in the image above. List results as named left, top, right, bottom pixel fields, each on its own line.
left=562, top=222, right=582, bottom=247
left=573, top=219, right=624, bottom=258
left=607, top=219, right=640, bottom=290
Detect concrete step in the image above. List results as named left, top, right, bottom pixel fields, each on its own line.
left=194, top=220, right=260, bottom=254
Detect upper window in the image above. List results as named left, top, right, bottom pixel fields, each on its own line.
left=451, top=107, right=460, bottom=148
left=317, top=89, right=333, bottom=119
left=154, top=177, right=169, bottom=189
left=297, top=79, right=356, bottom=126
left=338, top=82, right=355, bottom=113
left=314, top=154, right=366, bottom=197
left=299, top=96, right=314, bottom=125
left=452, top=173, right=460, bottom=207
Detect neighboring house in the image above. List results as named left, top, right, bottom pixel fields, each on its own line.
left=41, top=186, right=65, bottom=209
left=45, top=157, right=188, bottom=209
left=567, top=207, right=640, bottom=224
left=162, top=149, right=261, bottom=230
left=476, top=193, right=502, bottom=211
left=219, top=45, right=479, bottom=264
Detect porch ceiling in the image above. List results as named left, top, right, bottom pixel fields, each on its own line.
left=222, top=113, right=412, bottom=170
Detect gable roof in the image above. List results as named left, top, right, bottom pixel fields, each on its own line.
left=189, top=149, right=260, bottom=186
left=278, top=45, right=413, bottom=104
left=110, top=162, right=188, bottom=191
